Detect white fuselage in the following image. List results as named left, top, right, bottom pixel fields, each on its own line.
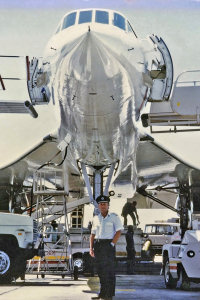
left=43, top=13, right=148, bottom=174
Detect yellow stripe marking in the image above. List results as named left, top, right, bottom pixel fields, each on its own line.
left=30, top=256, right=69, bottom=260
left=169, top=261, right=180, bottom=264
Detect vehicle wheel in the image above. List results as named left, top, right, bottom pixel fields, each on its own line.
left=62, top=275, right=65, bottom=279
left=73, top=257, right=83, bottom=272
left=0, top=247, right=14, bottom=284
left=41, top=274, right=45, bottom=279
left=73, top=266, right=79, bottom=280
left=180, top=267, right=190, bottom=290
left=15, top=256, right=27, bottom=280
left=164, top=258, right=177, bottom=289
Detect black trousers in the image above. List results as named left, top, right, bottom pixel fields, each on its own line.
left=126, top=247, right=135, bottom=274
left=123, top=212, right=136, bottom=226
left=94, top=240, right=115, bottom=298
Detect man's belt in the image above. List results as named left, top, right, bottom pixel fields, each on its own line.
left=94, top=239, right=112, bottom=243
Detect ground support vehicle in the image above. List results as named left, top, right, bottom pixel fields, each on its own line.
left=162, top=229, right=200, bottom=290
left=0, top=212, right=38, bottom=283
left=142, top=221, right=180, bottom=260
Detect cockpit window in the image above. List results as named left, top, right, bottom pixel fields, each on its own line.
left=79, top=10, right=92, bottom=24
left=95, top=10, right=109, bottom=24
left=62, top=12, right=76, bottom=30
left=113, top=13, right=125, bottom=30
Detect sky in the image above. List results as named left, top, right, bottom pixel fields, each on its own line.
left=0, top=0, right=200, bottom=9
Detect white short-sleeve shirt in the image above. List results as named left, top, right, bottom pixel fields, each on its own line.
left=91, top=212, right=123, bottom=239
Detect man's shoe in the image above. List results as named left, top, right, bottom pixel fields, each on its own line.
left=91, top=296, right=101, bottom=299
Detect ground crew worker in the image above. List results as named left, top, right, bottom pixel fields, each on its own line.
left=121, top=201, right=139, bottom=227
left=125, top=225, right=136, bottom=274
left=90, top=195, right=123, bottom=300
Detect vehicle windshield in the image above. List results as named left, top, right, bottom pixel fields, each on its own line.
left=157, top=225, right=169, bottom=234
left=79, top=10, right=92, bottom=24
left=145, top=225, right=177, bottom=234
left=145, top=225, right=156, bottom=234
left=62, top=12, right=76, bottom=30
left=95, top=10, right=109, bottom=24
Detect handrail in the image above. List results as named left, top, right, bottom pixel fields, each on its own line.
left=174, top=70, right=200, bottom=88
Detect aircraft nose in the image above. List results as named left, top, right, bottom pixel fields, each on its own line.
left=56, top=31, right=133, bottom=116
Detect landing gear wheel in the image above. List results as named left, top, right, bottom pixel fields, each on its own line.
left=62, top=275, right=65, bottom=279
left=41, top=274, right=45, bottom=279
left=73, top=266, right=79, bottom=280
left=164, top=259, right=177, bottom=289
left=180, top=267, right=190, bottom=290
left=0, top=247, right=14, bottom=284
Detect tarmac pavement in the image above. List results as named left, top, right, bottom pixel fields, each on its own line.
left=0, top=274, right=200, bottom=299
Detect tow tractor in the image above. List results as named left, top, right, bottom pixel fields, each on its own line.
left=137, top=170, right=200, bottom=289
left=162, top=220, right=200, bottom=290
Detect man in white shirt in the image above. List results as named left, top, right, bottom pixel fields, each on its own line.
left=90, top=195, right=123, bottom=300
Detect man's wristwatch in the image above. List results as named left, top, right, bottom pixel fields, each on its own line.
left=110, top=242, right=115, bottom=247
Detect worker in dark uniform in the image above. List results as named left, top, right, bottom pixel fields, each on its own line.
left=125, top=225, right=136, bottom=274
left=90, top=195, right=123, bottom=300
left=121, top=201, right=139, bottom=227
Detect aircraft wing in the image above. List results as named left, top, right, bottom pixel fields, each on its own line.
left=113, top=134, right=198, bottom=200
left=0, top=135, right=87, bottom=213
left=136, top=136, right=188, bottom=186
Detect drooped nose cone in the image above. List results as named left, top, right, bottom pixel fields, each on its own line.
left=54, top=28, right=139, bottom=168
left=56, top=31, right=133, bottom=117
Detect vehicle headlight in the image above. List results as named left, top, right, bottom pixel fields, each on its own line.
left=187, top=250, right=195, bottom=258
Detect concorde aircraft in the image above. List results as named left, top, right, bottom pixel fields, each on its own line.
left=0, top=8, right=200, bottom=237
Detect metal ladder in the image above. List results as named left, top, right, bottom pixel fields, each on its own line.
left=26, top=170, right=73, bottom=278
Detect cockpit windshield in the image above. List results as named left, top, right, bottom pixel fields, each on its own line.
left=95, top=10, right=109, bottom=24
left=79, top=10, right=92, bottom=24
left=57, top=9, right=137, bottom=37
left=113, top=13, right=125, bottom=30
left=62, top=12, right=76, bottom=30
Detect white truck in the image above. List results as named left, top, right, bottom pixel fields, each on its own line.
left=142, top=221, right=180, bottom=260
left=162, top=226, right=200, bottom=290
left=0, top=212, right=38, bottom=283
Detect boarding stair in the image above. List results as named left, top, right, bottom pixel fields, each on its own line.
left=26, top=169, right=89, bottom=279
left=142, top=70, right=200, bottom=133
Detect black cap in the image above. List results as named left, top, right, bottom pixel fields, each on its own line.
left=96, top=195, right=110, bottom=204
